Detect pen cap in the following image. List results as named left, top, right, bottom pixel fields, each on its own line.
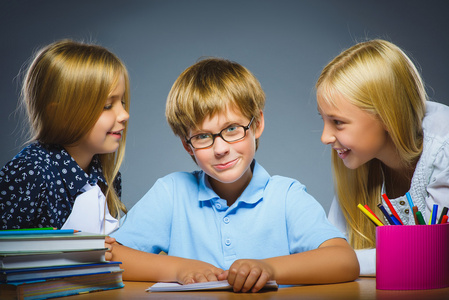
left=376, top=223, right=449, bottom=290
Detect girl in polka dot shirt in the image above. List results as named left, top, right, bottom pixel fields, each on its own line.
left=0, top=40, right=130, bottom=234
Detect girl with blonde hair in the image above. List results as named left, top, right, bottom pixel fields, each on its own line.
left=316, top=39, right=449, bottom=275
left=0, top=39, right=130, bottom=234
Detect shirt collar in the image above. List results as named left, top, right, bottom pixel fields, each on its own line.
left=197, top=160, right=270, bottom=205
left=41, top=143, right=107, bottom=197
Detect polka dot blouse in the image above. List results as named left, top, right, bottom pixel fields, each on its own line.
left=0, top=142, right=121, bottom=229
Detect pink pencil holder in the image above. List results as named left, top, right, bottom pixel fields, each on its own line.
left=376, top=223, right=449, bottom=290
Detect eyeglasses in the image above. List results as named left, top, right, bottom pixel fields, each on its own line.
left=186, top=117, right=254, bottom=149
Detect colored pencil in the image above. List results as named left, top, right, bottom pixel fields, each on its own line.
left=364, top=205, right=383, bottom=223
left=412, top=206, right=419, bottom=225
left=416, top=211, right=426, bottom=225
left=438, top=207, right=449, bottom=224
left=382, top=194, right=404, bottom=225
left=377, top=203, right=395, bottom=225
left=430, top=204, right=438, bottom=225
left=357, top=204, right=384, bottom=226
left=441, top=215, right=448, bottom=224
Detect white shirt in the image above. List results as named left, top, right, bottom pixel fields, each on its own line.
left=62, top=183, right=119, bottom=234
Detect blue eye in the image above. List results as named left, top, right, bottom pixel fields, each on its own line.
left=226, top=126, right=238, bottom=132
left=192, top=133, right=212, bottom=141
left=223, top=125, right=243, bottom=137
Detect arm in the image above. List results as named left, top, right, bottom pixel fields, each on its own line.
left=106, top=240, right=223, bottom=284
left=263, top=237, right=359, bottom=284
left=219, top=237, right=359, bottom=292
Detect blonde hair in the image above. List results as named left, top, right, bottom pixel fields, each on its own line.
left=166, top=57, right=265, bottom=152
left=21, top=39, right=129, bottom=218
left=316, top=39, right=426, bottom=248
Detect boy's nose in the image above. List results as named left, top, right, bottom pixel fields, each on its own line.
left=213, top=136, right=230, bottom=156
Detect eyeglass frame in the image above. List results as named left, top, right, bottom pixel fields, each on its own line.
left=185, top=117, right=255, bottom=149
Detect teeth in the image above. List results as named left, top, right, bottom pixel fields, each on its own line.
left=336, top=148, right=350, bottom=155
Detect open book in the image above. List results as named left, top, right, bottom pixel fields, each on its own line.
left=147, top=280, right=278, bottom=292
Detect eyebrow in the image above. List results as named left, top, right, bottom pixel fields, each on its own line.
left=191, top=120, right=243, bottom=135
left=317, top=105, right=344, bottom=119
left=108, top=93, right=124, bottom=99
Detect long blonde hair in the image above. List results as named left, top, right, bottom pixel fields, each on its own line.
left=316, top=40, right=426, bottom=248
left=21, top=39, right=129, bottom=218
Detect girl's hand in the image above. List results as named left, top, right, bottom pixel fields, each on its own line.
left=177, top=260, right=224, bottom=285
left=219, top=259, right=274, bottom=293
left=104, top=236, right=117, bottom=261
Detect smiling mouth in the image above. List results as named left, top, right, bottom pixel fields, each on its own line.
left=335, top=148, right=350, bottom=155
left=214, top=158, right=238, bottom=170
left=108, top=129, right=123, bottom=135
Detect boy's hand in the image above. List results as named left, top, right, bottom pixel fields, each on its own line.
left=104, top=236, right=116, bottom=261
left=219, top=259, right=274, bottom=293
left=177, top=260, right=224, bottom=285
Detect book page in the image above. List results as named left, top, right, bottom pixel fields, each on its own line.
left=147, top=280, right=278, bottom=292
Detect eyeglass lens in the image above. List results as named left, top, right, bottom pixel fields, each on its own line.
left=190, top=125, right=246, bottom=148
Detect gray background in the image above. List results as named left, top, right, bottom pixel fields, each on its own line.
left=1, top=0, right=448, bottom=213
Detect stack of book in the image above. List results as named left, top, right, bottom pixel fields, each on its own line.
left=0, top=229, right=124, bottom=300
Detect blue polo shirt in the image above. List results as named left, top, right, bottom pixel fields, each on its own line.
left=111, top=160, right=344, bottom=270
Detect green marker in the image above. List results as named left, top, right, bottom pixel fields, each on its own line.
left=0, top=227, right=55, bottom=232
left=416, top=211, right=426, bottom=225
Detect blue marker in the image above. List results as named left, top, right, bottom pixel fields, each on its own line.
left=405, top=192, right=414, bottom=209
left=431, top=204, right=438, bottom=225
left=377, top=203, right=396, bottom=225
left=389, top=214, right=402, bottom=226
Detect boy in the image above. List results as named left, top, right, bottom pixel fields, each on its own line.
left=107, top=58, right=359, bottom=293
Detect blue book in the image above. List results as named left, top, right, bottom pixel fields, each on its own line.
left=0, top=229, right=79, bottom=236
left=0, top=271, right=124, bottom=300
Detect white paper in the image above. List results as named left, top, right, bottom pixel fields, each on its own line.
left=147, top=280, right=278, bottom=292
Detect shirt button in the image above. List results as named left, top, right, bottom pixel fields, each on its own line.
left=223, top=217, right=230, bottom=224
left=225, top=239, right=231, bottom=246
left=216, top=203, right=221, bottom=209
left=399, top=201, right=405, bottom=205
left=405, top=209, right=410, bottom=214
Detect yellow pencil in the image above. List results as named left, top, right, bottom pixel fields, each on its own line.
left=357, top=204, right=384, bottom=226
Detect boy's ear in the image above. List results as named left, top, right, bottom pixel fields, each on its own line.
left=254, top=110, right=265, bottom=139
left=181, top=139, right=194, bottom=156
